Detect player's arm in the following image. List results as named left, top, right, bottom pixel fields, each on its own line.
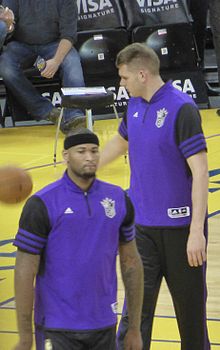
left=14, top=251, right=40, bottom=350
left=99, top=110, right=129, bottom=169
left=176, top=103, right=208, bottom=267
left=99, top=133, right=128, bottom=168
left=119, top=240, right=143, bottom=350
left=186, top=151, right=209, bottom=267
left=13, top=196, right=50, bottom=350
left=118, top=193, right=143, bottom=349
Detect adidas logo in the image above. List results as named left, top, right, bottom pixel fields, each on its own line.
left=64, top=207, right=74, bottom=214
left=133, top=112, right=139, bottom=118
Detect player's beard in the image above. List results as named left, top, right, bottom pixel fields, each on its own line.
left=80, top=171, right=96, bottom=180
left=71, top=166, right=96, bottom=180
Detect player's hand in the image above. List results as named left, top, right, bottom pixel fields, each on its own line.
left=124, top=328, right=143, bottom=350
left=187, top=229, right=207, bottom=267
left=41, top=58, right=59, bottom=79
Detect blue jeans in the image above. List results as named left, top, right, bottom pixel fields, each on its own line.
left=0, top=41, right=85, bottom=121
left=0, top=20, right=8, bottom=48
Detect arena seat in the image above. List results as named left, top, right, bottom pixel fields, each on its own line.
left=132, top=22, right=199, bottom=71
left=76, top=28, right=129, bottom=81
left=77, top=0, right=125, bottom=31
left=118, top=0, right=190, bottom=30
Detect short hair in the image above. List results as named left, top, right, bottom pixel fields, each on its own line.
left=116, top=43, right=160, bottom=75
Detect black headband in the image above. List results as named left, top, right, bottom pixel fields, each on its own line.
left=64, top=133, right=99, bottom=150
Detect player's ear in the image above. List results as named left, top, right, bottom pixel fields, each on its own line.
left=62, top=149, right=69, bottom=163
left=139, top=69, right=148, bottom=82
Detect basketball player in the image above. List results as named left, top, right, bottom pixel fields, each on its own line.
left=13, top=128, right=143, bottom=350
left=99, top=43, right=210, bottom=349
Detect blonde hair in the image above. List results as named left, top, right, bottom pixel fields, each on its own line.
left=116, top=43, right=160, bottom=75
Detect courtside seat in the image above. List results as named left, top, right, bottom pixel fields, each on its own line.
left=132, top=23, right=199, bottom=71
left=76, top=28, right=129, bottom=82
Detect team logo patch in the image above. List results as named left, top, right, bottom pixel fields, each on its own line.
left=45, top=339, right=53, bottom=350
left=167, top=206, right=190, bottom=218
left=101, top=197, right=116, bottom=218
left=155, top=108, right=168, bottom=128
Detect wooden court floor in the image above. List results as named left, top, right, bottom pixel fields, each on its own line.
left=0, top=109, right=220, bottom=349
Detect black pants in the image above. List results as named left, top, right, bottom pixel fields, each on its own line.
left=117, top=226, right=210, bottom=350
left=35, top=325, right=116, bottom=350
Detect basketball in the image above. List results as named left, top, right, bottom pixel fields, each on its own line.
left=0, top=166, right=33, bottom=204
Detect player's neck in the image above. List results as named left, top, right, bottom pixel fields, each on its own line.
left=68, top=170, right=95, bottom=192
left=76, top=179, right=94, bottom=192
left=143, top=76, right=165, bottom=102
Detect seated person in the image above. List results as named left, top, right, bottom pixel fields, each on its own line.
left=0, top=0, right=86, bottom=133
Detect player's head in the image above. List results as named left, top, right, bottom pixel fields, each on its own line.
left=116, top=43, right=160, bottom=97
left=116, top=43, right=160, bottom=74
left=63, top=128, right=100, bottom=180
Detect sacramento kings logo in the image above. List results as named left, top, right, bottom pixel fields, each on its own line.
left=155, top=108, right=168, bottom=128
left=101, top=198, right=116, bottom=218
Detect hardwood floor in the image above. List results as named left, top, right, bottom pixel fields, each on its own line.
left=0, top=110, right=220, bottom=349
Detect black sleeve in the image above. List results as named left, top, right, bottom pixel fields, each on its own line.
left=118, top=107, right=128, bottom=141
left=14, top=196, right=51, bottom=255
left=175, top=103, right=204, bottom=146
left=19, top=195, right=51, bottom=238
left=122, top=192, right=134, bottom=226
left=119, top=192, right=136, bottom=243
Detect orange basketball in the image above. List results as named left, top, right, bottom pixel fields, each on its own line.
left=0, top=166, right=33, bottom=204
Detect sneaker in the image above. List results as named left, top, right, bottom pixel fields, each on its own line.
left=45, top=107, right=61, bottom=124
left=60, top=115, right=87, bottom=134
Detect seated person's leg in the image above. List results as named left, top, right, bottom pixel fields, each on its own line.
left=38, top=42, right=86, bottom=132
left=0, top=20, right=7, bottom=48
left=0, top=41, right=60, bottom=122
left=59, top=47, right=86, bottom=133
left=60, top=46, right=85, bottom=92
